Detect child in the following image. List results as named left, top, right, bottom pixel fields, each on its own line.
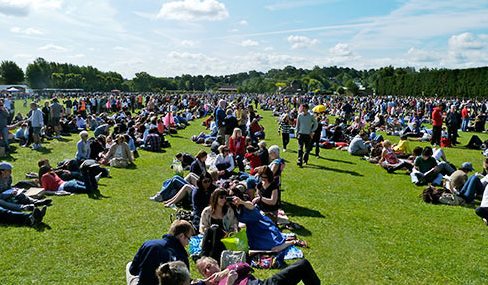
left=244, top=145, right=261, bottom=175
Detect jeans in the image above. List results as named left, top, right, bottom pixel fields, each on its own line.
left=0, top=206, right=30, bottom=225
left=158, top=176, right=188, bottom=201
left=1, top=126, right=9, bottom=148
left=475, top=207, right=488, bottom=220
left=63, top=180, right=88, bottom=193
left=461, top=118, right=469, bottom=131
left=459, top=175, right=483, bottom=203
left=281, top=133, right=290, bottom=150
left=262, top=259, right=320, bottom=285
left=297, top=134, right=312, bottom=165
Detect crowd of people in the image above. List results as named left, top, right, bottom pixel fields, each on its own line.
left=2, top=91, right=488, bottom=284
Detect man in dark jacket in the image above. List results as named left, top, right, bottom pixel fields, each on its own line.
left=445, top=105, right=461, bottom=145
left=127, top=220, right=194, bottom=285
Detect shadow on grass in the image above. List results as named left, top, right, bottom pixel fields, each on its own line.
left=0, top=222, right=51, bottom=232
left=305, top=163, right=363, bottom=176
left=87, top=189, right=110, bottom=200
left=35, top=147, right=52, bottom=154
left=56, top=137, right=72, bottom=142
left=282, top=201, right=325, bottom=218
left=322, top=157, right=355, bottom=165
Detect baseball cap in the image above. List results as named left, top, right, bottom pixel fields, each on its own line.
left=461, top=162, right=474, bottom=171
left=0, top=161, right=13, bottom=170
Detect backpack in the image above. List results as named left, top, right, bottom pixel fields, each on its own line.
left=421, top=186, right=447, bottom=204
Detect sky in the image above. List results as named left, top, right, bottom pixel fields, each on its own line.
left=1, top=0, right=488, bottom=78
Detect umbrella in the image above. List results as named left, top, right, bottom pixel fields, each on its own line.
left=312, top=104, right=326, bottom=113
left=6, top=87, right=19, bottom=92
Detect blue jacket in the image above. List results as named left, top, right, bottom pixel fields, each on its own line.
left=129, top=234, right=189, bottom=285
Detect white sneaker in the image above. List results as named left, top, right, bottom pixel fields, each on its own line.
left=283, top=149, right=287, bottom=152
left=149, top=195, right=163, bottom=202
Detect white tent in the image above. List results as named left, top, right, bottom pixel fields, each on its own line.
left=6, top=87, right=19, bottom=92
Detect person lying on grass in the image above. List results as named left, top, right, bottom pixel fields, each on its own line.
left=195, top=256, right=320, bottom=285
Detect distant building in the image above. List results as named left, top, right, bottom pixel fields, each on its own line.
left=0, top=84, right=32, bottom=93
left=217, top=85, right=238, bottom=93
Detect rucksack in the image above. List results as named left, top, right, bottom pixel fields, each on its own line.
left=421, top=186, right=447, bottom=204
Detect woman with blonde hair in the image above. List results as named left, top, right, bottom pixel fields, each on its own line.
left=379, top=140, right=413, bottom=173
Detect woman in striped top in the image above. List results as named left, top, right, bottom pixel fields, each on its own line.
left=278, top=114, right=292, bottom=152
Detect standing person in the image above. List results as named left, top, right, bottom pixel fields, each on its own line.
left=431, top=103, right=443, bottom=146
left=313, top=113, right=323, bottom=158
left=461, top=104, right=469, bottom=132
left=0, top=99, right=10, bottom=152
left=28, top=102, right=44, bottom=150
left=214, top=100, right=226, bottom=137
left=127, top=220, right=194, bottom=285
left=278, top=114, right=292, bottom=152
left=445, top=104, right=460, bottom=146
left=228, top=128, right=246, bottom=172
left=295, top=104, right=317, bottom=167
left=4, top=94, right=15, bottom=124
left=49, top=98, right=64, bottom=139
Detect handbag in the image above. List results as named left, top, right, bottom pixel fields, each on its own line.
left=220, top=250, right=246, bottom=269
left=221, top=229, right=248, bottom=252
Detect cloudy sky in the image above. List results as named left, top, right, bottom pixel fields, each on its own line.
left=1, top=0, right=488, bottom=78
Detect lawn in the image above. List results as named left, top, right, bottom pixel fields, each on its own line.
left=2, top=104, right=488, bottom=284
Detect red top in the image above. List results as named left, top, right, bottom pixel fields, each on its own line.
left=461, top=107, right=469, bottom=118
left=244, top=152, right=261, bottom=175
left=229, top=136, right=246, bottom=156
left=41, top=172, right=64, bottom=191
left=431, top=107, right=443, bottom=127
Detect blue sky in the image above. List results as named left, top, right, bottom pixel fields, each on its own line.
left=1, top=0, right=488, bottom=78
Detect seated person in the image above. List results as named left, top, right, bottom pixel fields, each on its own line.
left=190, top=150, right=208, bottom=177
left=75, top=131, right=91, bottom=162
left=0, top=162, right=52, bottom=211
left=214, top=145, right=235, bottom=179
left=198, top=188, right=238, bottom=262
left=196, top=256, right=320, bottom=285
left=155, top=261, right=191, bottom=285
left=476, top=183, right=488, bottom=226
left=410, top=146, right=443, bottom=186
left=14, top=123, right=28, bottom=145
left=251, top=166, right=280, bottom=223
left=257, top=141, right=269, bottom=166
left=176, top=152, right=195, bottom=171
left=229, top=194, right=307, bottom=252
left=101, top=134, right=134, bottom=168
left=127, top=220, right=194, bottom=285
left=143, top=127, right=162, bottom=152
left=378, top=140, right=413, bottom=173
left=392, top=135, right=411, bottom=157
left=191, top=174, right=217, bottom=227
left=244, top=146, right=261, bottom=175
left=348, top=131, right=371, bottom=156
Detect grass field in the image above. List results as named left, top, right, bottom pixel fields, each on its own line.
left=3, top=103, right=488, bottom=284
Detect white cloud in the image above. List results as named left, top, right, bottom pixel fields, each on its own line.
left=239, top=20, right=248, bottom=26
left=240, top=39, right=259, bottom=47
left=157, top=0, right=229, bottom=21
left=406, top=47, right=440, bottom=63
left=10, top=26, right=43, bottom=35
left=329, top=43, right=352, bottom=57
left=38, top=44, right=67, bottom=52
left=448, top=32, right=485, bottom=50
left=180, top=40, right=197, bottom=47
left=168, top=51, right=216, bottom=62
left=287, top=35, right=319, bottom=49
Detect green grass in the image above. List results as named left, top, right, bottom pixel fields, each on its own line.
left=3, top=105, right=488, bottom=284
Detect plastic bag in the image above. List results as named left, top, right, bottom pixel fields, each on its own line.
left=221, top=229, right=248, bottom=252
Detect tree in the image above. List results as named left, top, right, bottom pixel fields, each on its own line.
left=0, top=60, right=24, bottom=84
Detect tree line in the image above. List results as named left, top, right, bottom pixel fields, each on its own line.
left=0, top=58, right=486, bottom=97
